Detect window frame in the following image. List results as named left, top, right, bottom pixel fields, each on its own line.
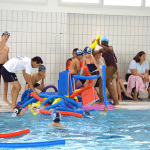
left=0, top=0, right=47, bottom=5
left=58, top=0, right=150, bottom=9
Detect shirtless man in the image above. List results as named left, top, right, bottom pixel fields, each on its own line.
left=0, top=31, right=10, bottom=105
left=25, top=65, right=46, bottom=91
left=69, top=49, right=85, bottom=87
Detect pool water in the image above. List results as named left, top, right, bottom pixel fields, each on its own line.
left=0, top=110, right=150, bottom=150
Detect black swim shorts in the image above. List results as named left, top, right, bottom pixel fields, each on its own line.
left=1, top=66, right=18, bottom=82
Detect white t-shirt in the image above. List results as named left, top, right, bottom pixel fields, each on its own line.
left=4, top=56, right=31, bottom=75
left=127, top=60, right=149, bottom=75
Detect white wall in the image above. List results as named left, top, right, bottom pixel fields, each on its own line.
left=0, top=1, right=150, bottom=98
left=0, top=0, right=150, bottom=16
left=0, top=10, right=67, bottom=96
left=67, top=14, right=150, bottom=78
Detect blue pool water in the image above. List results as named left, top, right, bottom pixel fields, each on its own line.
left=0, top=110, right=150, bottom=150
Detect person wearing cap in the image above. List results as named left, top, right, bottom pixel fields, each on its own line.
left=25, top=65, right=46, bottom=91
left=12, top=106, right=24, bottom=117
left=92, top=36, right=119, bottom=106
left=0, top=31, right=10, bottom=106
left=66, top=48, right=83, bottom=70
left=80, top=46, right=102, bottom=89
left=69, top=49, right=85, bottom=87
left=50, top=112, right=66, bottom=127
left=1, top=56, right=43, bottom=112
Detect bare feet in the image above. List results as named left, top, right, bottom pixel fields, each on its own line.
left=100, top=106, right=109, bottom=115
left=133, top=96, right=140, bottom=102
left=125, top=92, right=132, bottom=99
left=113, top=102, right=120, bottom=106
left=3, top=98, right=11, bottom=106
left=96, top=101, right=104, bottom=105
left=118, top=99, right=122, bottom=102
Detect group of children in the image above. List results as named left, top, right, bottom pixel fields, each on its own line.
left=0, top=31, right=133, bottom=119
left=67, top=36, right=132, bottom=106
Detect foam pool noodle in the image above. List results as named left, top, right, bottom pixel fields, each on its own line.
left=90, top=35, right=101, bottom=50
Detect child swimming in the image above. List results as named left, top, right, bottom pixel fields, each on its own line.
left=50, top=112, right=66, bottom=127
left=12, top=106, right=24, bottom=117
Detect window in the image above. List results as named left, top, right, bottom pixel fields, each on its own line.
left=0, top=0, right=47, bottom=5
left=62, top=0, right=99, bottom=3
left=104, top=0, right=142, bottom=6
left=145, top=0, right=150, bottom=7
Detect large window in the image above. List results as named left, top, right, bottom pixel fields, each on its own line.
left=145, top=0, right=150, bottom=7
left=62, top=0, right=99, bottom=3
left=104, top=0, right=142, bottom=7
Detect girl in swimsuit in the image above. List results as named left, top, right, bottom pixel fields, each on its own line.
left=80, top=46, right=102, bottom=88
left=92, top=36, right=119, bottom=105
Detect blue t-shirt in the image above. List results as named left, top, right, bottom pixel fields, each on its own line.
left=127, top=60, right=149, bottom=75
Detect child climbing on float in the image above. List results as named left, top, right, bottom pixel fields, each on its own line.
left=112, top=56, right=132, bottom=102
left=93, top=52, right=106, bottom=97
left=80, top=46, right=102, bottom=88
left=69, top=49, right=86, bottom=87
left=25, top=65, right=46, bottom=92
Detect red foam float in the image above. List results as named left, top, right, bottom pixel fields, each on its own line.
left=38, top=110, right=83, bottom=118
left=0, top=129, right=30, bottom=138
left=70, top=84, right=91, bottom=99
left=30, top=92, right=50, bottom=107
left=84, top=66, right=93, bottom=83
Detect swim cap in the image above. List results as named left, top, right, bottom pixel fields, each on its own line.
left=12, top=107, right=22, bottom=117
left=53, top=112, right=61, bottom=123
left=76, top=49, right=83, bottom=56
left=38, top=65, right=46, bottom=72
left=101, top=36, right=109, bottom=43
left=1, top=31, right=10, bottom=37
left=83, top=46, right=91, bottom=54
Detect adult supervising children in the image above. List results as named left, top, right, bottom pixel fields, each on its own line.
left=0, top=31, right=10, bottom=105
left=1, top=56, right=43, bottom=112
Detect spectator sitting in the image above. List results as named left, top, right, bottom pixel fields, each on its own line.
left=126, top=51, right=150, bottom=101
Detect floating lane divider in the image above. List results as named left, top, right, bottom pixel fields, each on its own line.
left=38, top=110, right=83, bottom=118
left=0, top=140, right=65, bottom=148
left=0, top=129, right=30, bottom=138
left=30, top=92, right=50, bottom=107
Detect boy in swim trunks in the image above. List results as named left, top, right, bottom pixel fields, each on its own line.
left=1, top=56, right=43, bottom=113
left=66, top=48, right=83, bottom=70
left=0, top=31, right=10, bottom=106
left=25, top=65, right=46, bottom=91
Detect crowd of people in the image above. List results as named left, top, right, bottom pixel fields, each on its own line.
left=0, top=31, right=150, bottom=115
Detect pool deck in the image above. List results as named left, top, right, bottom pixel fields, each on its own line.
left=0, top=92, right=150, bottom=112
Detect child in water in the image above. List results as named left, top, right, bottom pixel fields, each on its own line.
left=50, top=112, right=66, bottom=127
